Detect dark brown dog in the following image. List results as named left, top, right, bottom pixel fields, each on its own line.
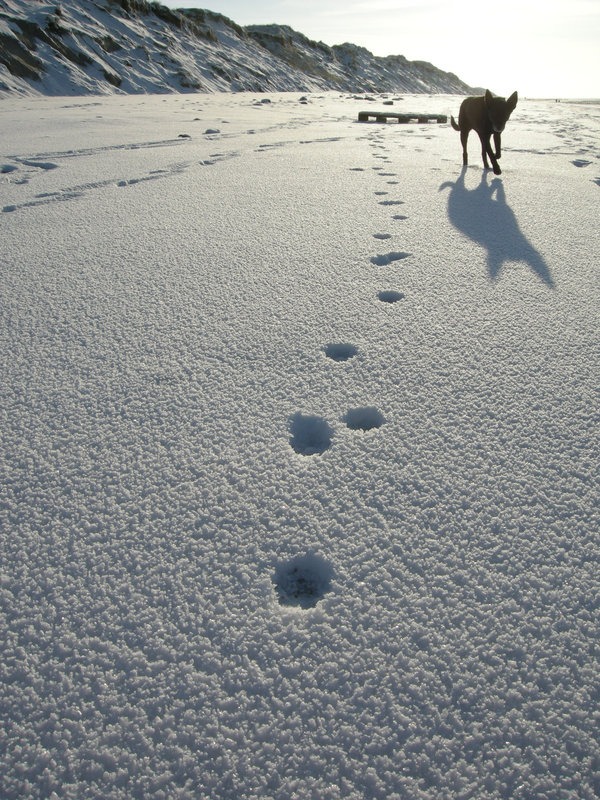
left=451, top=90, right=518, bottom=175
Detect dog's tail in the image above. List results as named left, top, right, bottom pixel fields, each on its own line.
left=450, top=116, right=460, bottom=132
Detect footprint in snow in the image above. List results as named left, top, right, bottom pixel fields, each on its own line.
left=572, top=159, right=592, bottom=167
left=324, top=343, right=358, bottom=362
left=393, top=214, right=408, bottom=220
left=289, top=413, right=333, bottom=456
left=373, top=233, right=392, bottom=240
left=343, top=406, right=385, bottom=431
left=371, top=251, right=411, bottom=266
left=274, top=552, right=333, bottom=609
left=19, top=159, right=58, bottom=170
left=379, top=199, right=405, bottom=206
left=378, top=290, right=405, bottom=303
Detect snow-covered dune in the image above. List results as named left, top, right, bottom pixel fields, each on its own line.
left=0, top=0, right=478, bottom=97
left=1, top=91, right=599, bottom=799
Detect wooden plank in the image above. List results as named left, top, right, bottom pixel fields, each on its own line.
left=358, top=111, right=447, bottom=124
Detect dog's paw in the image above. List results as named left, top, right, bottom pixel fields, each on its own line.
left=493, top=164, right=502, bottom=175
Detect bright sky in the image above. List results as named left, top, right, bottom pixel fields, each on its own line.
left=165, top=0, right=600, bottom=98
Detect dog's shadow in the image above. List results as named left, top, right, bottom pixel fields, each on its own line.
left=439, top=167, right=554, bottom=288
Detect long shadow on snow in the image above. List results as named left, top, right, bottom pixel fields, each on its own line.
left=439, top=167, right=554, bottom=288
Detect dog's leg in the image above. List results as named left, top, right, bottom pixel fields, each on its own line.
left=485, top=139, right=501, bottom=175
left=478, top=132, right=491, bottom=170
left=478, top=133, right=502, bottom=174
left=460, top=129, right=469, bottom=166
left=493, top=132, right=501, bottom=159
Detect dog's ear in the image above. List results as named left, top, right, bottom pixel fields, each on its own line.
left=508, top=91, right=518, bottom=110
left=485, top=89, right=493, bottom=104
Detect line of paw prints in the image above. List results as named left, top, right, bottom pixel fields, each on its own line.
left=367, top=131, right=410, bottom=309
left=279, top=129, right=407, bottom=610
left=288, top=131, right=410, bottom=463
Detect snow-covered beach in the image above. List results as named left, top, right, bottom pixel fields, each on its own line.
left=1, top=91, right=599, bottom=799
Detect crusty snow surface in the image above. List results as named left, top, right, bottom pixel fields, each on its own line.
left=1, top=92, right=599, bottom=800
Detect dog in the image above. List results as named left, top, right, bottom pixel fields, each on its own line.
left=451, top=90, right=518, bottom=175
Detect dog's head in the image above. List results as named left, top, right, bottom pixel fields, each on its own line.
left=485, top=89, right=518, bottom=133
